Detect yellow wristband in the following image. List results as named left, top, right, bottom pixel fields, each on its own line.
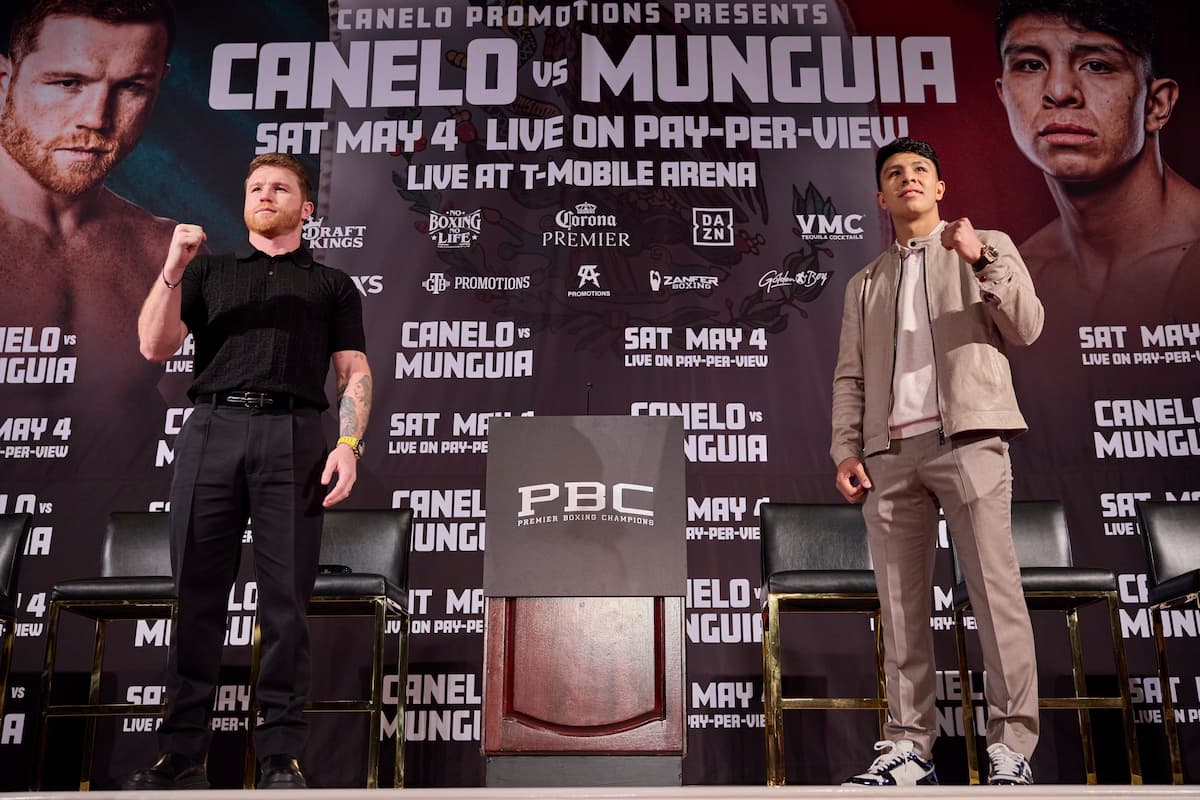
left=337, top=436, right=363, bottom=458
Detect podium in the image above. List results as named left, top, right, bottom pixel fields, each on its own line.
left=482, top=416, right=686, bottom=786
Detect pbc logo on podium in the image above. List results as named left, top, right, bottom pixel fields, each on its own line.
left=517, top=481, right=654, bottom=521
left=692, top=208, right=733, bottom=246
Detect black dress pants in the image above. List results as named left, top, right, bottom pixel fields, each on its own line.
left=158, top=403, right=326, bottom=759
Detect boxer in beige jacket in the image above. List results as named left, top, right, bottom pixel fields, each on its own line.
left=832, top=137, right=1043, bottom=787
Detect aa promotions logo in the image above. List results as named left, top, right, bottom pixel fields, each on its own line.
left=544, top=201, right=630, bottom=247
left=793, top=182, right=865, bottom=241
left=302, top=217, right=366, bottom=249
left=422, top=272, right=532, bottom=295
left=692, top=208, right=734, bottom=246
left=650, top=270, right=719, bottom=292
left=568, top=265, right=611, bottom=298
left=428, top=209, right=482, bottom=249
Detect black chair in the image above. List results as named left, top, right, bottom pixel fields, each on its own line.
left=950, top=500, right=1140, bottom=784
left=35, top=511, right=176, bottom=790
left=1135, top=500, right=1200, bottom=785
left=243, top=508, right=413, bottom=789
left=0, top=513, right=33, bottom=725
left=759, top=502, right=883, bottom=786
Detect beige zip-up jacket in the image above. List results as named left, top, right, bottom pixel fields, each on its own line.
left=830, top=229, right=1044, bottom=466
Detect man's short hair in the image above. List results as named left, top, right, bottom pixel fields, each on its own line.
left=246, top=153, right=314, bottom=202
left=995, top=0, right=1160, bottom=79
left=8, top=0, right=176, bottom=65
left=875, top=137, right=941, bottom=189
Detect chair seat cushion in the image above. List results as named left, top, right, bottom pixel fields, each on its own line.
left=313, top=573, right=407, bottom=611
left=1149, top=569, right=1200, bottom=607
left=952, top=567, right=1115, bottom=609
left=50, top=577, right=176, bottom=616
left=768, top=569, right=878, bottom=596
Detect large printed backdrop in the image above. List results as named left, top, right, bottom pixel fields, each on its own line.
left=1, top=0, right=1198, bottom=788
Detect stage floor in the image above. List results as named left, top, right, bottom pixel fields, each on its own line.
left=1, top=786, right=1196, bottom=799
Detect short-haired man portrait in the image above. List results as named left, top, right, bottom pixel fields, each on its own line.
left=995, top=0, right=1200, bottom=320
left=0, top=0, right=177, bottom=401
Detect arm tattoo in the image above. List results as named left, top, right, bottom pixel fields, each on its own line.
left=337, top=368, right=372, bottom=439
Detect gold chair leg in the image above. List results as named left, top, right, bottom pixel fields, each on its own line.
left=243, top=616, right=262, bottom=790
left=366, top=599, right=386, bottom=789
left=1065, top=608, right=1097, bottom=784
left=78, top=618, right=107, bottom=791
left=1152, top=605, right=1183, bottom=784
left=34, top=601, right=63, bottom=790
left=0, top=616, right=13, bottom=721
left=1105, top=593, right=1141, bottom=783
left=874, top=610, right=887, bottom=738
left=954, top=605, right=980, bottom=785
left=394, top=612, right=410, bottom=789
left=762, top=597, right=784, bottom=786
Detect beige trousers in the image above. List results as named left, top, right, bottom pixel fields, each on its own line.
left=862, top=430, right=1039, bottom=760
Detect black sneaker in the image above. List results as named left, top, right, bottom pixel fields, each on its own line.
left=122, top=753, right=209, bottom=790
left=987, top=742, right=1034, bottom=785
left=257, top=755, right=307, bottom=789
left=841, top=739, right=938, bottom=786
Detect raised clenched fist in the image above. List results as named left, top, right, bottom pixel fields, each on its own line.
left=164, top=224, right=206, bottom=282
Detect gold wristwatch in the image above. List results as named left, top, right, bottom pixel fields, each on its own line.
left=337, top=436, right=364, bottom=459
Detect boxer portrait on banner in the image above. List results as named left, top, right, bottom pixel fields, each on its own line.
left=831, top=137, right=1044, bottom=786
left=125, top=152, right=372, bottom=790
left=995, top=0, right=1200, bottom=320
left=0, top=0, right=177, bottom=390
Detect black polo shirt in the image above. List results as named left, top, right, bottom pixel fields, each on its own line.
left=180, top=245, right=365, bottom=410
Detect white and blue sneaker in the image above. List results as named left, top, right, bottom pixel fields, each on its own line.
left=841, top=739, right=938, bottom=786
left=987, top=742, right=1034, bottom=785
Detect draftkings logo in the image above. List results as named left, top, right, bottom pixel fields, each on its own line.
left=567, top=265, right=611, bottom=298
left=302, top=217, right=366, bottom=249
left=428, top=209, right=482, bottom=249
left=692, top=208, right=734, bottom=246
left=650, top=270, right=719, bottom=292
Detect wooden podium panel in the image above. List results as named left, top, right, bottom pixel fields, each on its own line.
left=483, top=596, right=684, bottom=754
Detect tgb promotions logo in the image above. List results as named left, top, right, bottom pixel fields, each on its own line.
left=793, top=181, right=865, bottom=241
left=543, top=201, right=630, bottom=247
left=428, top=209, right=482, bottom=249
left=302, top=217, right=366, bottom=249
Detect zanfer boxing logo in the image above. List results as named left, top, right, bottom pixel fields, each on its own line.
left=516, top=481, right=654, bottom=526
left=692, top=207, right=733, bottom=246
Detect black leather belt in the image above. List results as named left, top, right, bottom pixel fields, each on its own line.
left=199, top=391, right=310, bottom=410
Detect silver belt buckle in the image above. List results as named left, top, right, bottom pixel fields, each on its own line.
left=226, top=391, right=272, bottom=409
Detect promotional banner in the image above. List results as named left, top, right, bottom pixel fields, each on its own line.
left=1, top=0, right=1197, bottom=788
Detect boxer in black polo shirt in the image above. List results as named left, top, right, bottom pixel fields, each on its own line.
left=126, top=152, right=372, bottom=790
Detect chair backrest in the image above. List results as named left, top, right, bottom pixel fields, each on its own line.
left=101, top=512, right=173, bottom=578
left=319, top=509, right=414, bottom=590
left=951, top=500, right=1071, bottom=583
left=0, top=513, right=33, bottom=600
left=1137, top=501, right=1200, bottom=587
left=760, top=503, right=872, bottom=583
